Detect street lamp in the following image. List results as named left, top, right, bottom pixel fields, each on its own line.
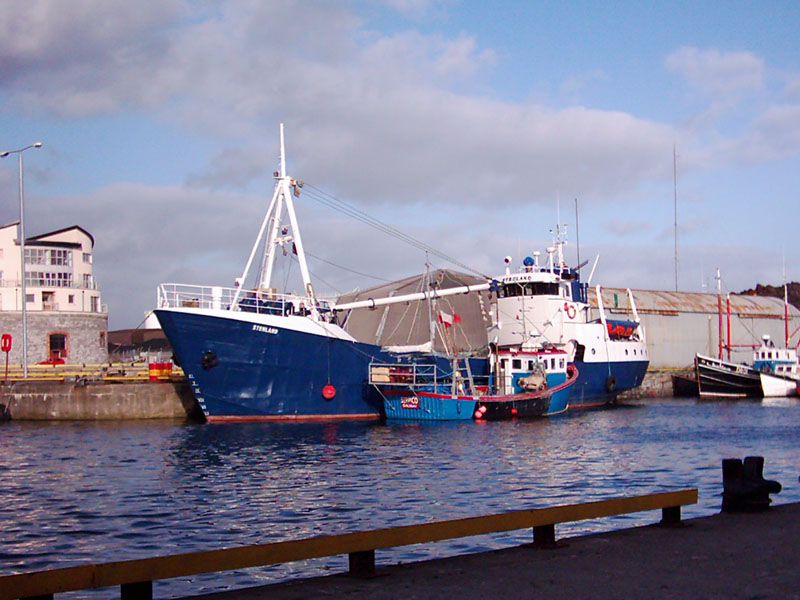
left=1, top=142, right=43, bottom=378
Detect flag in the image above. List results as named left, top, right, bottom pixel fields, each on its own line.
left=438, top=311, right=461, bottom=328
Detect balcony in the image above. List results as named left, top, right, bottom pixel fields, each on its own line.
left=0, top=279, right=99, bottom=291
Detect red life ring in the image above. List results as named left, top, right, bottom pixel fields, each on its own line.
left=563, top=302, right=576, bottom=319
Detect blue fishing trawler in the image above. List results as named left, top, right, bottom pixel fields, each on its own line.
left=154, top=126, right=648, bottom=422
left=372, top=348, right=576, bottom=421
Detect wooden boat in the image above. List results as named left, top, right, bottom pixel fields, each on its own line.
left=694, top=354, right=762, bottom=398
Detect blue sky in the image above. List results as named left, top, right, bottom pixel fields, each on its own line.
left=1, top=0, right=799, bottom=329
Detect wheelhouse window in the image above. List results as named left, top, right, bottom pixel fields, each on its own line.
left=498, top=282, right=560, bottom=297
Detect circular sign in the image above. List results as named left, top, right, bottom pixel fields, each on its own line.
left=1, top=333, right=12, bottom=353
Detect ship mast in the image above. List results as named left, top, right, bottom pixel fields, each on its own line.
left=231, top=124, right=317, bottom=315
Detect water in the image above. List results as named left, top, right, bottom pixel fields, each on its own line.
left=2, top=397, right=799, bottom=598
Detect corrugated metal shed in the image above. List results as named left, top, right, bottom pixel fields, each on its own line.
left=337, top=271, right=800, bottom=368
left=596, top=288, right=800, bottom=368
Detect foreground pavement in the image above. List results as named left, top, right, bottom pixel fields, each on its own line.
left=184, top=502, right=800, bottom=600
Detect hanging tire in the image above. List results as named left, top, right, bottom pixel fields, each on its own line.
left=605, top=375, right=617, bottom=392
left=201, top=351, right=218, bottom=370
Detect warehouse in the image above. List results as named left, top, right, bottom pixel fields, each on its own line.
left=337, top=270, right=800, bottom=369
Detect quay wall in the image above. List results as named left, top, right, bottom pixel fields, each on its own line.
left=0, top=381, right=199, bottom=421
left=1, top=369, right=685, bottom=421
left=618, top=368, right=679, bottom=399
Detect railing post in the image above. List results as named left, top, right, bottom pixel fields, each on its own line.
left=661, top=505, right=681, bottom=525
left=349, top=549, right=376, bottom=577
left=120, top=580, right=152, bottom=600
left=532, top=523, right=556, bottom=548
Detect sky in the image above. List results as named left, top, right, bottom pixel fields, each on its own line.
left=1, top=0, right=799, bottom=330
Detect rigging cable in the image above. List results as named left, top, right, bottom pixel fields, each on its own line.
left=302, top=183, right=490, bottom=280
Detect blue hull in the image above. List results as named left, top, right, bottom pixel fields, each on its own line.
left=155, top=309, right=648, bottom=421
left=383, top=395, right=477, bottom=421
left=155, top=309, right=388, bottom=421
left=568, top=359, right=649, bottom=408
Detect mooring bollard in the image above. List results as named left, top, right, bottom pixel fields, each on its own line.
left=721, top=456, right=782, bottom=513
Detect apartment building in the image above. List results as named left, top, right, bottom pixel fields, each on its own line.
left=0, top=222, right=108, bottom=364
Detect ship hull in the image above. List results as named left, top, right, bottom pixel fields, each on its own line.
left=155, top=308, right=388, bottom=421
left=568, top=358, right=649, bottom=408
left=695, top=354, right=763, bottom=399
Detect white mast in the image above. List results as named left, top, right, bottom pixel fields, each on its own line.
left=231, top=124, right=317, bottom=315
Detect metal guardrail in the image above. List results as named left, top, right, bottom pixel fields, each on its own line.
left=0, top=489, right=698, bottom=600
left=0, top=363, right=184, bottom=383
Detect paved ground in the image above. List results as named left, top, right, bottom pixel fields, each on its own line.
left=182, top=502, right=800, bottom=600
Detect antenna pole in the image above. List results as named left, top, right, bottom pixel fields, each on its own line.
left=574, top=197, right=580, bottom=271
left=673, top=145, right=678, bottom=292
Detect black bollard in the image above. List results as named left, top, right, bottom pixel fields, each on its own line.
left=721, top=456, right=781, bottom=513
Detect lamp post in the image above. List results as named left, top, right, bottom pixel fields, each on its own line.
left=1, top=142, right=43, bottom=378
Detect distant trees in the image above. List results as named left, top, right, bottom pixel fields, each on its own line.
left=739, top=282, right=800, bottom=311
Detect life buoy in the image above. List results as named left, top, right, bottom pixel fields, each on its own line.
left=564, top=302, right=576, bottom=320
left=605, top=375, right=617, bottom=392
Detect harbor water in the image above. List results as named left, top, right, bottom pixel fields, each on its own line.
left=2, top=397, right=799, bottom=599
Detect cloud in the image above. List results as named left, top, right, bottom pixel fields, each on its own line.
left=0, top=0, right=182, bottom=115
left=666, top=46, right=764, bottom=97
left=786, top=76, right=800, bottom=99
left=7, top=4, right=797, bottom=328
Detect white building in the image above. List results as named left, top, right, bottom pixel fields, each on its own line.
left=0, top=222, right=108, bottom=364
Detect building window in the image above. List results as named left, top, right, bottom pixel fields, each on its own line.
left=90, top=296, right=99, bottom=312
left=83, top=253, right=92, bottom=264
left=25, top=248, right=47, bottom=265
left=68, top=294, right=75, bottom=304
left=26, top=271, right=74, bottom=288
left=25, top=294, right=34, bottom=303
left=49, top=333, right=68, bottom=361
left=25, top=248, right=73, bottom=267
left=83, top=274, right=93, bottom=289
left=99, top=331, right=106, bottom=348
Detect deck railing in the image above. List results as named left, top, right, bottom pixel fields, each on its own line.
left=156, top=283, right=336, bottom=317
left=0, top=488, right=698, bottom=600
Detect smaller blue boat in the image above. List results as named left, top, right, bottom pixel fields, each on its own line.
left=372, top=347, right=577, bottom=421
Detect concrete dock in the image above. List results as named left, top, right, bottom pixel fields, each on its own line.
left=184, top=502, right=800, bottom=600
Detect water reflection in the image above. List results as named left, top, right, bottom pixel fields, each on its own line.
left=1, top=398, right=799, bottom=598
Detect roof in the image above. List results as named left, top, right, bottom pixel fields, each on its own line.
left=27, top=225, right=95, bottom=248
left=598, top=287, right=796, bottom=319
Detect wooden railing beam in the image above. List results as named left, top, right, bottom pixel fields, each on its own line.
left=0, top=489, right=698, bottom=600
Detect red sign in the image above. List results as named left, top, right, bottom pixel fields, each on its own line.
left=1, top=334, right=11, bottom=353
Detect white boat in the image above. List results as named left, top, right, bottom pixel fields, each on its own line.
left=753, top=335, right=799, bottom=397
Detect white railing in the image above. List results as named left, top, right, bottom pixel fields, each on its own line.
left=0, top=279, right=99, bottom=291
left=157, top=283, right=335, bottom=317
